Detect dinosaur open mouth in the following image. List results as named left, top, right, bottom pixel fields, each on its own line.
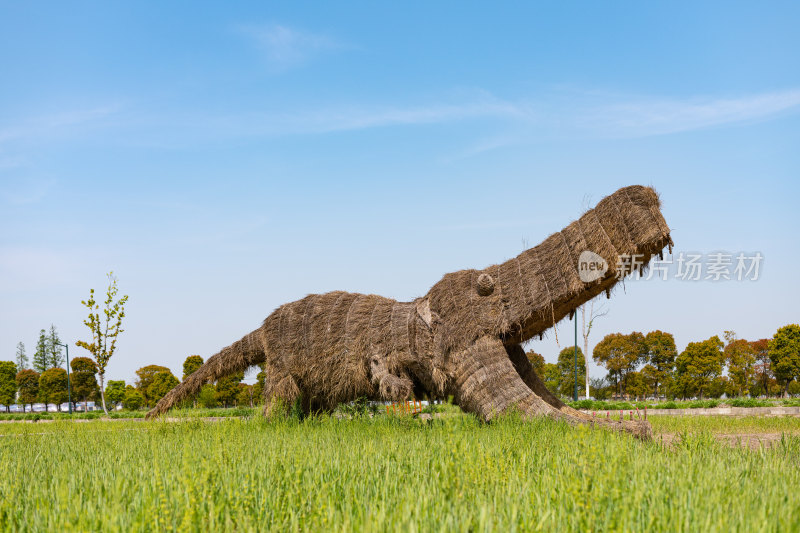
left=426, top=185, right=673, bottom=349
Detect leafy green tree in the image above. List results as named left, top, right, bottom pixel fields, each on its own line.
left=643, top=330, right=677, bottom=396
left=236, top=384, right=254, bottom=407
left=253, top=370, right=266, bottom=403
left=640, top=364, right=659, bottom=397
left=16, top=370, right=39, bottom=409
left=624, top=371, right=649, bottom=400
left=76, top=272, right=129, bottom=415
left=149, top=372, right=179, bottom=405
left=70, top=357, right=100, bottom=407
left=675, top=336, right=724, bottom=399
left=750, top=338, right=773, bottom=397
left=0, top=361, right=18, bottom=411
left=135, top=365, right=175, bottom=407
left=198, top=384, right=217, bottom=408
left=670, top=371, right=696, bottom=400
left=46, top=324, right=64, bottom=369
left=39, top=368, right=69, bottom=411
left=526, top=351, right=545, bottom=377
left=707, top=376, right=730, bottom=399
left=105, top=380, right=126, bottom=409
left=557, top=347, right=586, bottom=398
left=15, top=342, right=28, bottom=371
left=769, top=324, right=800, bottom=397
left=216, top=372, right=244, bottom=407
left=724, top=331, right=756, bottom=397
left=542, top=363, right=560, bottom=396
left=593, top=332, right=647, bottom=396
left=33, top=329, right=49, bottom=373
left=177, top=355, right=205, bottom=407
left=122, top=386, right=144, bottom=410
left=183, top=355, right=204, bottom=380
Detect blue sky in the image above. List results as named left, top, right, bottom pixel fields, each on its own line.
left=2, top=2, right=799, bottom=385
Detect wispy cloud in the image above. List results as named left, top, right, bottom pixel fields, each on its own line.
left=240, top=24, right=345, bottom=70
left=194, top=88, right=800, bottom=142
left=272, top=98, right=528, bottom=134
left=574, top=89, right=800, bottom=138
left=0, top=105, right=120, bottom=146
left=3, top=89, right=798, bottom=158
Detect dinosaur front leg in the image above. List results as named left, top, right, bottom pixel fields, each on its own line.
left=370, top=355, right=413, bottom=401
left=450, top=336, right=563, bottom=420
left=505, top=344, right=591, bottom=420
left=450, top=336, right=651, bottom=439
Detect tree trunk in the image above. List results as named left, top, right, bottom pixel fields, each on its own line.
left=99, top=373, right=109, bottom=415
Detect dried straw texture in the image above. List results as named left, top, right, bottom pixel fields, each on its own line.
left=147, top=185, right=670, bottom=439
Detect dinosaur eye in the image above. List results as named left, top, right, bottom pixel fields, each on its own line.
left=476, top=273, right=495, bottom=296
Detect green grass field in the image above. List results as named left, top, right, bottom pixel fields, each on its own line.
left=1, top=413, right=798, bottom=532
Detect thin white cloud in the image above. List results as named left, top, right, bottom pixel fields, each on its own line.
left=584, top=89, right=800, bottom=137
left=0, top=105, right=119, bottom=145
left=274, top=98, right=529, bottom=134
left=211, top=88, right=800, bottom=140
left=241, top=24, right=344, bottom=70
left=2, top=89, right=798, bottom=157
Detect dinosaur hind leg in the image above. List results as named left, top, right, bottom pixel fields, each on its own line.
left=262, top=372, right=302, bottom=418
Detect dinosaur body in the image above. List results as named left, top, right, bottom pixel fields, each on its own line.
left=147, top=185, right=672, bottom=438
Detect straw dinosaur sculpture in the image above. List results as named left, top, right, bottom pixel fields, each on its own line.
left=147, top=185, right=672, bottom=439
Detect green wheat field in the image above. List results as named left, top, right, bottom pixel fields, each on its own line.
left=1, top=412, right=799, bottom=532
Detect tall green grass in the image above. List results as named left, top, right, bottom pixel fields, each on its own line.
left=0, top=414, right=797, bottom=531
left=0, top=406, right=258, bottom=422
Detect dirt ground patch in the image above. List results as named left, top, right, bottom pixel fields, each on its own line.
left=657, top=431, right=798, bottom=450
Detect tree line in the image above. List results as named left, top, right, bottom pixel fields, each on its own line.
left=0, top=351, right=261, bottom=412
left=112, top=356, right=262, bottom=411
left=3, top=324, right=105, bottom=411
left=528, top=324, right=800, bottom=400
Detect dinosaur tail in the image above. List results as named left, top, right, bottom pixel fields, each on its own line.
left=145, top=329, right=266, bottom=419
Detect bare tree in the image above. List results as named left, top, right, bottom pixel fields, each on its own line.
left=76, top=272, right=128, bottom=415
left=580, top=299, right=608, bottom=398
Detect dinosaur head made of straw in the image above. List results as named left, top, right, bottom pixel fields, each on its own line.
left=423, top=185, right=673, bottom=355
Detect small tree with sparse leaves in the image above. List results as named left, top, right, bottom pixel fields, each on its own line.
left=76, top=272, right=129, bottom=415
